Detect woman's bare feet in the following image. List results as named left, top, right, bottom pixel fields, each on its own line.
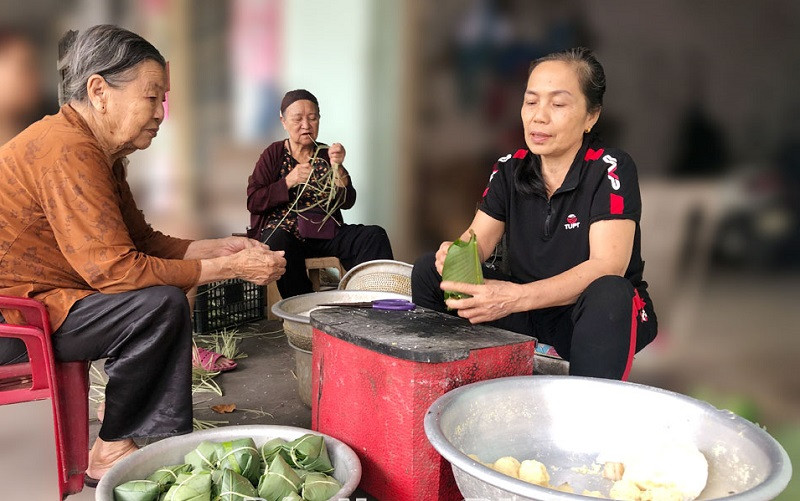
left=86, top=437, right=139, bottom=481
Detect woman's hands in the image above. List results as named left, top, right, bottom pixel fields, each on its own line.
left=195, top=237, right=287, bottom=286
left=285, top=143, right=347, bottom=189
left=440, top=279, right=523, bottom=324
left=210, top=236, right=263, bottom=257
left=434, top=241, right=453, bottom=275
left=228, top=247, right=286, bottom=285
left=285, top=162, right=313, bottom=189
left=328, top=142, right=345, bottom=165
left=212, top=237, right=286, bottom=284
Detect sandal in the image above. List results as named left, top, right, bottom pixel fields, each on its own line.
left=84, top=473, right=99, bottom=488
left=192, top=346, right=237, bottom=372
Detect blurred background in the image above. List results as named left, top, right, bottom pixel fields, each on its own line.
left=1, top=0, right=798, bottom=495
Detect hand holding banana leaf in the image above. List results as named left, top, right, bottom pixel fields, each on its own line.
left=440, top=279, right=524, bottom=324
left=440, top=230, right=523, bottom=323
left=440, top=230, right=484, bottom=301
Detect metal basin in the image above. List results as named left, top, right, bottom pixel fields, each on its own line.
left=272, top=290, right=410, bottom=407
left=425, top=376, right=792, bottom=500
left=96, top=425, right=361, bottom=500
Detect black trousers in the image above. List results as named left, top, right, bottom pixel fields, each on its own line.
left=263, top=224, right=394, bottom=298
left=411, top=252, right=658, bottom=379
left=1, top=286, right=194, bottom=441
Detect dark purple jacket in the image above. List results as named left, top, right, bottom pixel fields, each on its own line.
left=246, top=140, right=356, bottom=239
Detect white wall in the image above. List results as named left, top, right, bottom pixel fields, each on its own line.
left=282, top=0, right=396, bottom=231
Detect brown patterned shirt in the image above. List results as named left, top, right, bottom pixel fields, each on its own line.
left=0, top=105, right=201, bottom=331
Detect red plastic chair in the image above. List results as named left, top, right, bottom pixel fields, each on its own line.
left=0, top=296, right=89, bottom=499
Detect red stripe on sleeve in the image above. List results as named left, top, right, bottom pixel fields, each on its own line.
left=621, top=290, right=645, bottom=381
left=610, top=193, right=624, bottom=214
left=584, top=148, right=604, bottom=161
left=512, top=149, right=527, bottom=159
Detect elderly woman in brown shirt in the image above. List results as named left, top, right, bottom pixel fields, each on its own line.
left=0, top=25, right=286, bottom=483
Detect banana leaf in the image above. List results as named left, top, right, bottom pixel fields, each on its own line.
left=185, top=441, right=219, bottom=472
left=257, top=455, right=302, bottom=501
left=113, top=479, right=161, bottom=501
left=214, top=469, right=259, bottom=501
left=214, top=438, right=260, bottom=485
left=162, top=471, right=212, bottom=501
left=299, top=473, right=341, bottom=501
left=291, top=468, right=310, bottom=482
left=280, top=493, right=302, bottom=501
left=284, top=434, right=333, bottom=473
left=147, top=464, right=193, bottom=492
left=259, top=438, right=288, bottom=469
left=441, top=230, right=484, bottom=301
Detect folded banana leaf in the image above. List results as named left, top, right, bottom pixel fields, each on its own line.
left=257, top=454, right=302, bottom=501
left=291, top=468, right=310, bottom=482
left=442, top=230, right=484, bottom=301
left=280, top=493, right=302, bottom=501
left=300, top=473, right=341, bottom=501
left=285, top=434, right=333, bottom=473
left=259, top=438, right=288, bottom=469
left=162, top=471, right=212, bottom=501
left=214, top=468, right=259, bottom=501
left=185, top=441, right=219, bottom=472
left=147, top=464, right=193, bottom=492
left=214, top=438, right=260, bottom=485
left=113, top=479, right=161, bottom=501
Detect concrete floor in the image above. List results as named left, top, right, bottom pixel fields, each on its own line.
left=0, top=317, right=379, bottom=500
left=1, top=271, right=798, bottom=500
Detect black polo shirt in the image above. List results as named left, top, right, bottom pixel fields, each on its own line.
left=479, top=134, right=648, bottom=290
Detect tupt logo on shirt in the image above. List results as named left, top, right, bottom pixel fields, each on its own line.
left=564, top=214, right=580, bottom=230
left=603, top=154, right=620, bottom=190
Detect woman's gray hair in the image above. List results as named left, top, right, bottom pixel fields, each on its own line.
left=57, top=24, right=165, bottom=105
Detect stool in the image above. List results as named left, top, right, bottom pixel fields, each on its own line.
left=266, top=257, right=345, bottom=320
left=310, top=306, right=536, bottom=501
left=304, top=256, right=344, bottom=291
left=0, top=296, right=89, bottom=499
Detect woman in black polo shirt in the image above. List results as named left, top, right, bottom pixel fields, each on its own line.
left=411, top=47, right=657, bottom=380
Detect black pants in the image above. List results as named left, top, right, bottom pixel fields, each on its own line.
left=411, top=252, right=658, bottom=379
left=1, top=286, right=194, bottom=441
left=264, top=224, right=394, bottom=298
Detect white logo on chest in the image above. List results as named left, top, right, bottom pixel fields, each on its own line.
left=564, top=213, right=581, bottom=230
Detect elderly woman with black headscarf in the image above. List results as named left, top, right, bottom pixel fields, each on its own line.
left=0, top=25, right=286, bottom=483
left=247, top=89, right=394, bottom=298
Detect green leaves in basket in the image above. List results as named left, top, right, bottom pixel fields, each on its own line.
left=257, top=455, right=302, bottom=501
left=147, top=464, right=192, bottom=492
left=285, top=434, right=334, bottom=473
left=162, top=471, right=212, bottom=501
left=215, top=468, right=258, bottom=501
left=300, top=473, right=342, bottom=501
left=185, top=441, right=219, bottom=472
left=113, top=479, right=161, bottom=501
left=214, top=438, right=261, bottom=485
left=441, top=230, right=484, bottom=301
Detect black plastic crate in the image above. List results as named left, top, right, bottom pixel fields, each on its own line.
left=193, top=279, right=265, bottom=333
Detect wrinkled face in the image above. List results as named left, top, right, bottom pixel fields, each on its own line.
left=521, top=60, right=599, bottom=161
left=280, top=99, right=320, bottom=147
left=102, top=59, right=166, bottom=153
